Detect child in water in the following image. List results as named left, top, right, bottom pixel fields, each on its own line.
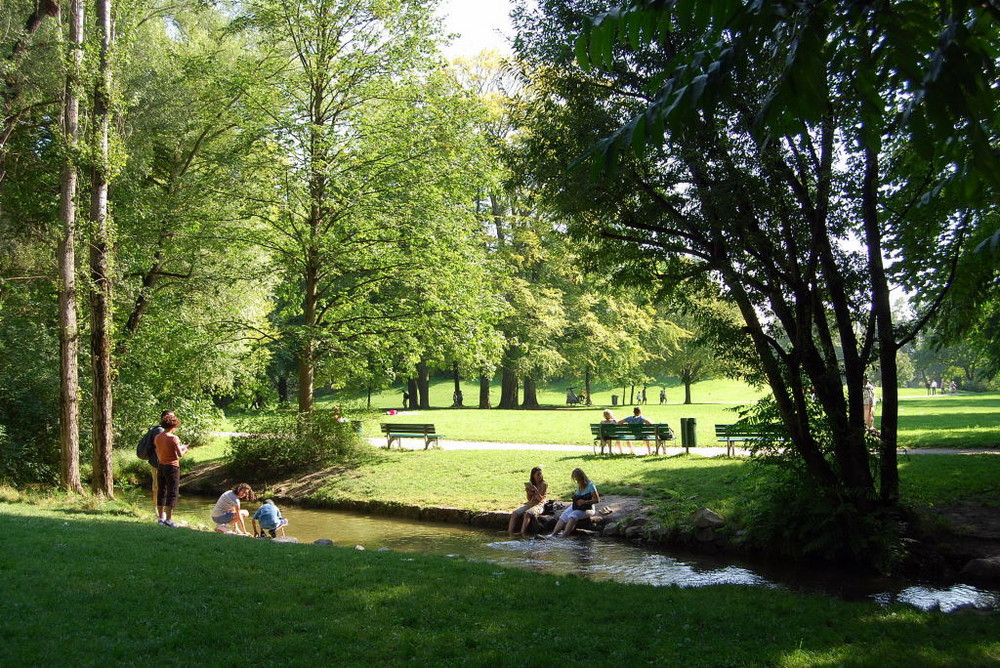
left=253, top=499, right=289, bottom=538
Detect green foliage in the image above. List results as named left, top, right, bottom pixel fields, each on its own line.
left=736, top=397, right=907, bottom=572
left=576, top=0, right=1000, bottom=191
left=0, top=291, right=61, bottom=485
left=227, top=411, right=372, bottom=477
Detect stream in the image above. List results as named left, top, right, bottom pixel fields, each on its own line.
left=174, top=496, right=999, bottom=613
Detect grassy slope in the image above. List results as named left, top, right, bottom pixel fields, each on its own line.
left=2, top=503, right=998, bottom=666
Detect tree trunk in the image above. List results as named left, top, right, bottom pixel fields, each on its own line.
left=276, top=375, right=289, bottom=404
left=584, top=367, right=592, bottom=406
left=498, top=365, right=518, bottom=409
left=629, top=384, right=634, bottom=405
left=521, top=376, right=539, bottom=408
left=416, top=360, right=430, bottom=409
left=452, top=361, right=463, bottom=406
left=862, top=143, right=899, bottom=504
left=89, top=0, right=114, bottom=498
left=684, top=381, right=692, bottom=405
left=297, top=254, right=318, bottom=414
left=406, top=378, right=418, bottom=409
left=114, top=247, right=165, bottom=358
left=478, top=374, right=491, bottom=409
left=58, top=0, right=84, bottom=495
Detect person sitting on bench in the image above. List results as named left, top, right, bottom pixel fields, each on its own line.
left=619, top=407, right=654, bottom=454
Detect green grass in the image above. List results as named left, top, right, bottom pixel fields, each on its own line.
left=304, top=449, right=745, bottom=516
left=206, top=446, right=1000, bottom=529
left=298, top=381, right=1000, bottom=449
left=2, top=501, right=998, bottom=666
left=899, top=454, right=1000, bottom=507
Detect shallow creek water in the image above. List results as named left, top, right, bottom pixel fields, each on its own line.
left=175, top=496, right=999, bottom=613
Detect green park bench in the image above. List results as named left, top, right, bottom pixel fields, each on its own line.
left=714, top=423, right=786, bottom=456
left=381, top=423, right=442, bottom=450
left=590, top=423, right=675, bottom=455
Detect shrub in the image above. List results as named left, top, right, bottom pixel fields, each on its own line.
left=735, top=397, right=908, bottom=574
left=227, top=411, right=371, bottom=478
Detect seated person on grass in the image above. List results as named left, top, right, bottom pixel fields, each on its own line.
left=253, top=499, right=289, bottom=538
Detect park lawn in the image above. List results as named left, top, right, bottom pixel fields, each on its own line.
left=2, top=502, right=998, bottom=667
left=894, top=394, right=1000, bottom=448
left=303, top=449, right=746, bottom=516
left=221, top=448, right=1000, bottom=524
left=306, top=379, right=1000, bottom=448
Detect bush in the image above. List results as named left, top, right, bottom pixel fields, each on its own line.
left=735, top=397, right=908, bottom=574
left=227, top=411, right=371, bottom=478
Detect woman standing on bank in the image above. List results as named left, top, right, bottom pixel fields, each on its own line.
left=154, top=413, right=188, bottom=527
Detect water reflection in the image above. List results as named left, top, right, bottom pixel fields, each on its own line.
left=174, top=496, right=998, bottom=613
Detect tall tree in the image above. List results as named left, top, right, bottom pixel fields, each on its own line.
left=515, top=0, right=997, bottom=537
left=89, top=0, right=114, bottom=496
left=242, top=0, right=485, bottom=413
left=57, top=0, right=83, bottom=493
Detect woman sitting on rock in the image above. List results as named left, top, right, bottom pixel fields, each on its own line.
left=546, top=467, right=599, bottom=538
left=508, top=466, right=547, bottom=537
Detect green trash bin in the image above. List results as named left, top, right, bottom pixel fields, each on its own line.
left=680, top=417, right=697, bottom=452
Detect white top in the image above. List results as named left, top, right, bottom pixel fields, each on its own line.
left=212, top=490, right=241, bottom=517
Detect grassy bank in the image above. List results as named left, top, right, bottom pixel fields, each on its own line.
left=2, top=502, right=998, bottom=666
left=144, top=446, right=1000, bottom=535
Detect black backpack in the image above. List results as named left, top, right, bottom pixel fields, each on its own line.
left=136, top=426, right=160, bottom=466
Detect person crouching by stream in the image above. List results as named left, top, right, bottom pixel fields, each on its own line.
left=253, top=499, right=289, bottom=538
left=212, top=482, right=255, bottom=534
left=508, top=466, right=547, bottom=537
left=545, top=468, right=599, bottom=539
left=153, top=413, right=187, bottom=528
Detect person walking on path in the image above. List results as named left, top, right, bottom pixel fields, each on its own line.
left=154, top=413, right=188, bottom=527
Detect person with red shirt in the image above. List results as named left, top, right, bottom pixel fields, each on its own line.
left=153, top=413, right=188, bottom=527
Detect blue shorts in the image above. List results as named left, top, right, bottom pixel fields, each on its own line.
left=213, top=511, right=237, bottom=525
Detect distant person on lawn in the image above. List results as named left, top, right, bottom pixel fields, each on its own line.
left=153, top=413, right=187, bottom=528
left=508, top=466, right=547, bottom=536
left=862, top=376, right=877, bottom=432
left=212, top=483, right=255, bottom=534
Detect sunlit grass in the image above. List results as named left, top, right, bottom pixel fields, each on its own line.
left=2, top=502, right=998, bottom=666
